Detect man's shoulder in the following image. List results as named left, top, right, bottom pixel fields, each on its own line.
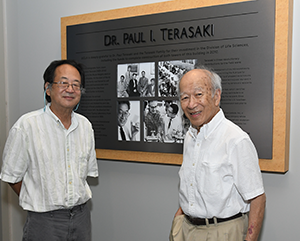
left=8, top=108, right=44, bottom=134
left=221, top=117, right=249, bottom=140
left=15, top=108, right=44, bottom=124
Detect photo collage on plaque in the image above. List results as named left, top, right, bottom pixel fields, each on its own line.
left=116, top=60, right=196, bottom=143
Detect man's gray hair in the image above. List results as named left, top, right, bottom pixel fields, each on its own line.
left=178, top=64, right=222, bottom=96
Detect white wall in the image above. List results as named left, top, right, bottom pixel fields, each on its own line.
left=0, top=0, right=5, bottom=166
left=1, top=0, right=299, bottom=240
left=0, top=0, right=6, bottom=239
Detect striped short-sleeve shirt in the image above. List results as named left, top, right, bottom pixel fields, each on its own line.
left=1, top=104, right=98, bottom=212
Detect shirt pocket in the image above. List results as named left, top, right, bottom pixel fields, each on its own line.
left=196, top=162, right=228, bottom=196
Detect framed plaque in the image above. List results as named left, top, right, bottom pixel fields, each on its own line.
left=61, top=0, right=293, bottom=173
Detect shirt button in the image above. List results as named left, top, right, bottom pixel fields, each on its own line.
left=69, top=181, right=72, bottom=184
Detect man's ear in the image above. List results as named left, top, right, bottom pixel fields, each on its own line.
left=44, top=82, right=51, bottom=96
left=214, top=89, right=221, bottom=106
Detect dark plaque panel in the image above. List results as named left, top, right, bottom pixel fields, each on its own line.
left=67, top=0, right=275, bottom=159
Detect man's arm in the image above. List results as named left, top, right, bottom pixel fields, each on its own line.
left=9, top=181, right=22, bottom=196
left=245, top=193, right=266, bottom=241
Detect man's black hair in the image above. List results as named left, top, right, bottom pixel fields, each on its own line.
left=43, top=59, right=85, bottom=102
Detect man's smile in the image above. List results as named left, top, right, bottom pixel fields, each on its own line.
left=190, top=110, right=202, bottom=117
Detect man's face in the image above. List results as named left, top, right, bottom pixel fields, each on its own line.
left=46, top=64, right=82, bottom=113
left=148, top=101, right=158, bottom=114
left=118, top=103, right=129, bottom=127
left=166, top=107, right=176, bottom=119
left=142, top=71, right=145, bottom=77
left=164, top=102, right=171, bottom=111
left=179, top=69, right=220, bottom=131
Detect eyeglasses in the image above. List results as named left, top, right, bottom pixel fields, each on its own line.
left=119, top=110, right=130, bottom=116
left=52, top=81, right=83, bottom=91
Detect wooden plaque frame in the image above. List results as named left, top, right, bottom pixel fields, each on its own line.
left=61, top=0, right=293, bottom=173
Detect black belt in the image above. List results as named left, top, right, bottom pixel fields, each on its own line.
left=51, top=202, right=87, bottom=213
left=28, top=202, right=87, bottom=216
left=68, top=202, right=86, bottom=212
left=185, top=213, right=243, bottom=226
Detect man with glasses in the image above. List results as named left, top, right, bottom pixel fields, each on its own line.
left=0, top=60, right=98, bottom=241
left=117, top=100, right=139, bottom=141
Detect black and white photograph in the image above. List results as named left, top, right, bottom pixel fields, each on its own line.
left=143, top=100, right=188, bottom=143
left=161, top=100, right=188, bottom=143
left=117, top=100, right=140, bottom=141
left=117, top=62, right=155, bottom=98
left=158, top=60, right=197, bottom=97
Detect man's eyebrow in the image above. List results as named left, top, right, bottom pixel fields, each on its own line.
left=194, top=87, right=204, bottom=92
left=60, top=76, right=80, bottom=83
left=180, top=87, right=203, bottom=96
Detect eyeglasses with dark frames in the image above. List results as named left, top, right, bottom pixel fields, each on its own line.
left=52, top=81, right=83, bottom=91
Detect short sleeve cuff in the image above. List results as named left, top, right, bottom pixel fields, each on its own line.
left=242, top=187, right=265, bottom=201
left=0, top=173, right=23, bottom=183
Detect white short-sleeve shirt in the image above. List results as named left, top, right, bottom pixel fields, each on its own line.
left=1, top=104, right=98, bottom=212
left=179, top=109, right=264, bottom=218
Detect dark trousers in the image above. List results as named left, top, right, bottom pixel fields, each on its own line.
left=22, top=203, right=91, bottom=241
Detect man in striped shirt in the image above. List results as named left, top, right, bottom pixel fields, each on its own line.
left=1, top=60, right=98, bottom=241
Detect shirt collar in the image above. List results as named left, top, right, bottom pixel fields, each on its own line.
left=45, top=103, right=78, bottom=131
left=189, top=109, right=225, bottom=139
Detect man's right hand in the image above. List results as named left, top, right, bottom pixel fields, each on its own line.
left=174, top=207, right=183, bottom=217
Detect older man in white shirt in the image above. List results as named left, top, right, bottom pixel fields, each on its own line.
left=169, top=66, right=265, bottom=241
